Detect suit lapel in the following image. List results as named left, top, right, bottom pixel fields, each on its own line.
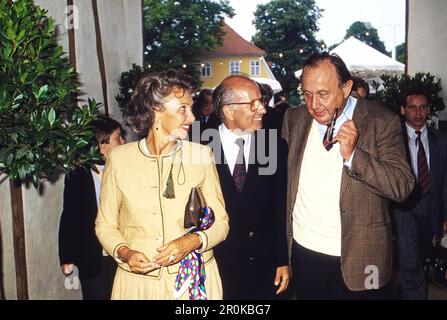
left=340, top=99, right=368, bottom=200
left=428, top=127, right=439, bottom=182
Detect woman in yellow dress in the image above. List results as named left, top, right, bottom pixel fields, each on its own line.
left=95, top=70, right=229, bottom=299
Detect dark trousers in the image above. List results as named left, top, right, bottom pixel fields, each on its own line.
left=80, top=255, right=117, bottom=300
left=394, top=200, right=433, bottom=300
left=292, top=241, right=390, bottom=300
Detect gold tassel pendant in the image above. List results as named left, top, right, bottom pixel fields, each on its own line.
left=163, top=165, right=175, bottom=199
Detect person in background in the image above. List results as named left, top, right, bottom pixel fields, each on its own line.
left=59, top=115, right=125, bottom=300
left=258, top=82, right=282, bottom=130
left=193, top=89, right=221, bottom=134
left=351, top=76, right=370, bottom=99
left=393, top=90, right=447, bottom=299
left=95, top=70, right=229, bottom=300
left=282, top=52, right=414, bottom=299
left=211, top=75, right=290, bottom=299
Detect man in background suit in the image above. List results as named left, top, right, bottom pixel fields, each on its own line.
left=211, top=75, right=290, bottom=299
left=191, top=88, right=221, bottom=143
left=282, top=52, right=414, bottom=299
left=58, top=116, right=125, bottom=299
left=394, top=91, right=447, bottom=299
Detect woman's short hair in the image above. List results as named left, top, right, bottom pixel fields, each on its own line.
left=124, top=69, right=195, bottom=135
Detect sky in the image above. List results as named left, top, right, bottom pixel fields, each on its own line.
left=226, top=0, right=406, bottom=52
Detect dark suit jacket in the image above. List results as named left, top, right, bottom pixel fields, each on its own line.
left=281, top=99, right=415, bottom=291
left=210, top=129, right=288, bottom=299
left=189, top=113, right=222, bottom=145
left=395, top=126, right=447, bottom=237
left=262, top=106, right=283, bottom=130
left=58, top=167, right=105, bottom=278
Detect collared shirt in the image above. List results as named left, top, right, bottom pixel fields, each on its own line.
left=91, top=164, right=108, bottom=256
left=91, top=164, right=104, bottom=205
left=405, top=123, right=430, bottom=178
left=316, top=96, right=357, bottom=168
left=218, top=123, right=251, bottom=174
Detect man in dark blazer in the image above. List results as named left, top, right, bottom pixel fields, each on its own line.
left=58, top=116, right=124, bottom=299
left=210, top=75, right=290, bottom=299
left=394, top=91, right=447, bottom=299
left=282, top=52, right=414, bottom=299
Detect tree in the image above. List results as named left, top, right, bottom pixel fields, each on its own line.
left=344, top=21, right=388, bottom=54
left=0, top=0, right=101, bottom=299
left=396, top=42, right=406, bottom=64
left=143, top=0, right=234, bottom=86
left=253, top=0, right=323, bottom=104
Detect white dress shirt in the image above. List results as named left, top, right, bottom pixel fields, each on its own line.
left=218, top=124, right=252, bottom=174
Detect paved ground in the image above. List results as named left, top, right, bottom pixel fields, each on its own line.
left=429, top=282, right=447, bottom=300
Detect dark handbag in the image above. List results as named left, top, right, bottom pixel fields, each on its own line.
left=184, top=187, right=213, bottom=230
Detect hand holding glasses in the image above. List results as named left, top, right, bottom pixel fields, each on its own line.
left=324, top=107, right=339, bottom=151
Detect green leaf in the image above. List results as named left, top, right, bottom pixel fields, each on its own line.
left=37, top=85, right=48, bottom=99
left=48, top=108, right=56, bottom=127
left=16, top=146, right=29, bottom=160
left=6, top=26, right=16, bottom=41
left=0, top=148, right=10, bottom=162
left=18, top=165, right=27, bottom=181
left=10, top=132, right=18, bottom=143
left=6, top=153, right=14, bottom=165
left=75, top=139, right=88, bottom=149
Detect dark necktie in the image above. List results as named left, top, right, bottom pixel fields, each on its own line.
left=415, top=130, right=430, bottom=195
left=323, top=125, right=333, bottom=151
left=233, top=138, right=246, bottom=194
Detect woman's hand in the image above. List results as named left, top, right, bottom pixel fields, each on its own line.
left=153, top=233, right=202, bottom=267
left=118, top=246, right=160, bottom=274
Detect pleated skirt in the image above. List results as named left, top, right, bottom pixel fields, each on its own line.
left=111, top=258, right=223, bottom=300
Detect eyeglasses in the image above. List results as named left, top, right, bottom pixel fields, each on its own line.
left=324, top=107, right=339, bottom=151
left=228, top=98, right=263, bottom=112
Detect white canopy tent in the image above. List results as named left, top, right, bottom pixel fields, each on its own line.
left=295, top=37, right=405, bottom=92
left=250, top=77, right=282, bottom=94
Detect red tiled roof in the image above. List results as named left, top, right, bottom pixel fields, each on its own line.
left=205, top=22, right=265, bottom=57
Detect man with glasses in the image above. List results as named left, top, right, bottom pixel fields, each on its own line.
left=282, top=52, right=414, bottom=299
left=394, top=91, right=447, bottom=299
left=210, top=75, right=290, bottom=299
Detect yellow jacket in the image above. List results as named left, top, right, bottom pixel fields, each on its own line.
left=95, top=139, right=229, bottom=278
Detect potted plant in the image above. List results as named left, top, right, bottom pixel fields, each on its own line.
left=373, top=72, right=445, bottom=124
left=0, top=0, right=101, bottom=299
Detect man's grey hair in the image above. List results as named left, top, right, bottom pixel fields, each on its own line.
left=212, top=75, right=259, bottom=121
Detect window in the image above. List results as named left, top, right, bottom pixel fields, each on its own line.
left=250, top=60, right=260, bottom=76
left=229, top=61, right=240, bottom=75
left=201, top=62, right=211, bottom=77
